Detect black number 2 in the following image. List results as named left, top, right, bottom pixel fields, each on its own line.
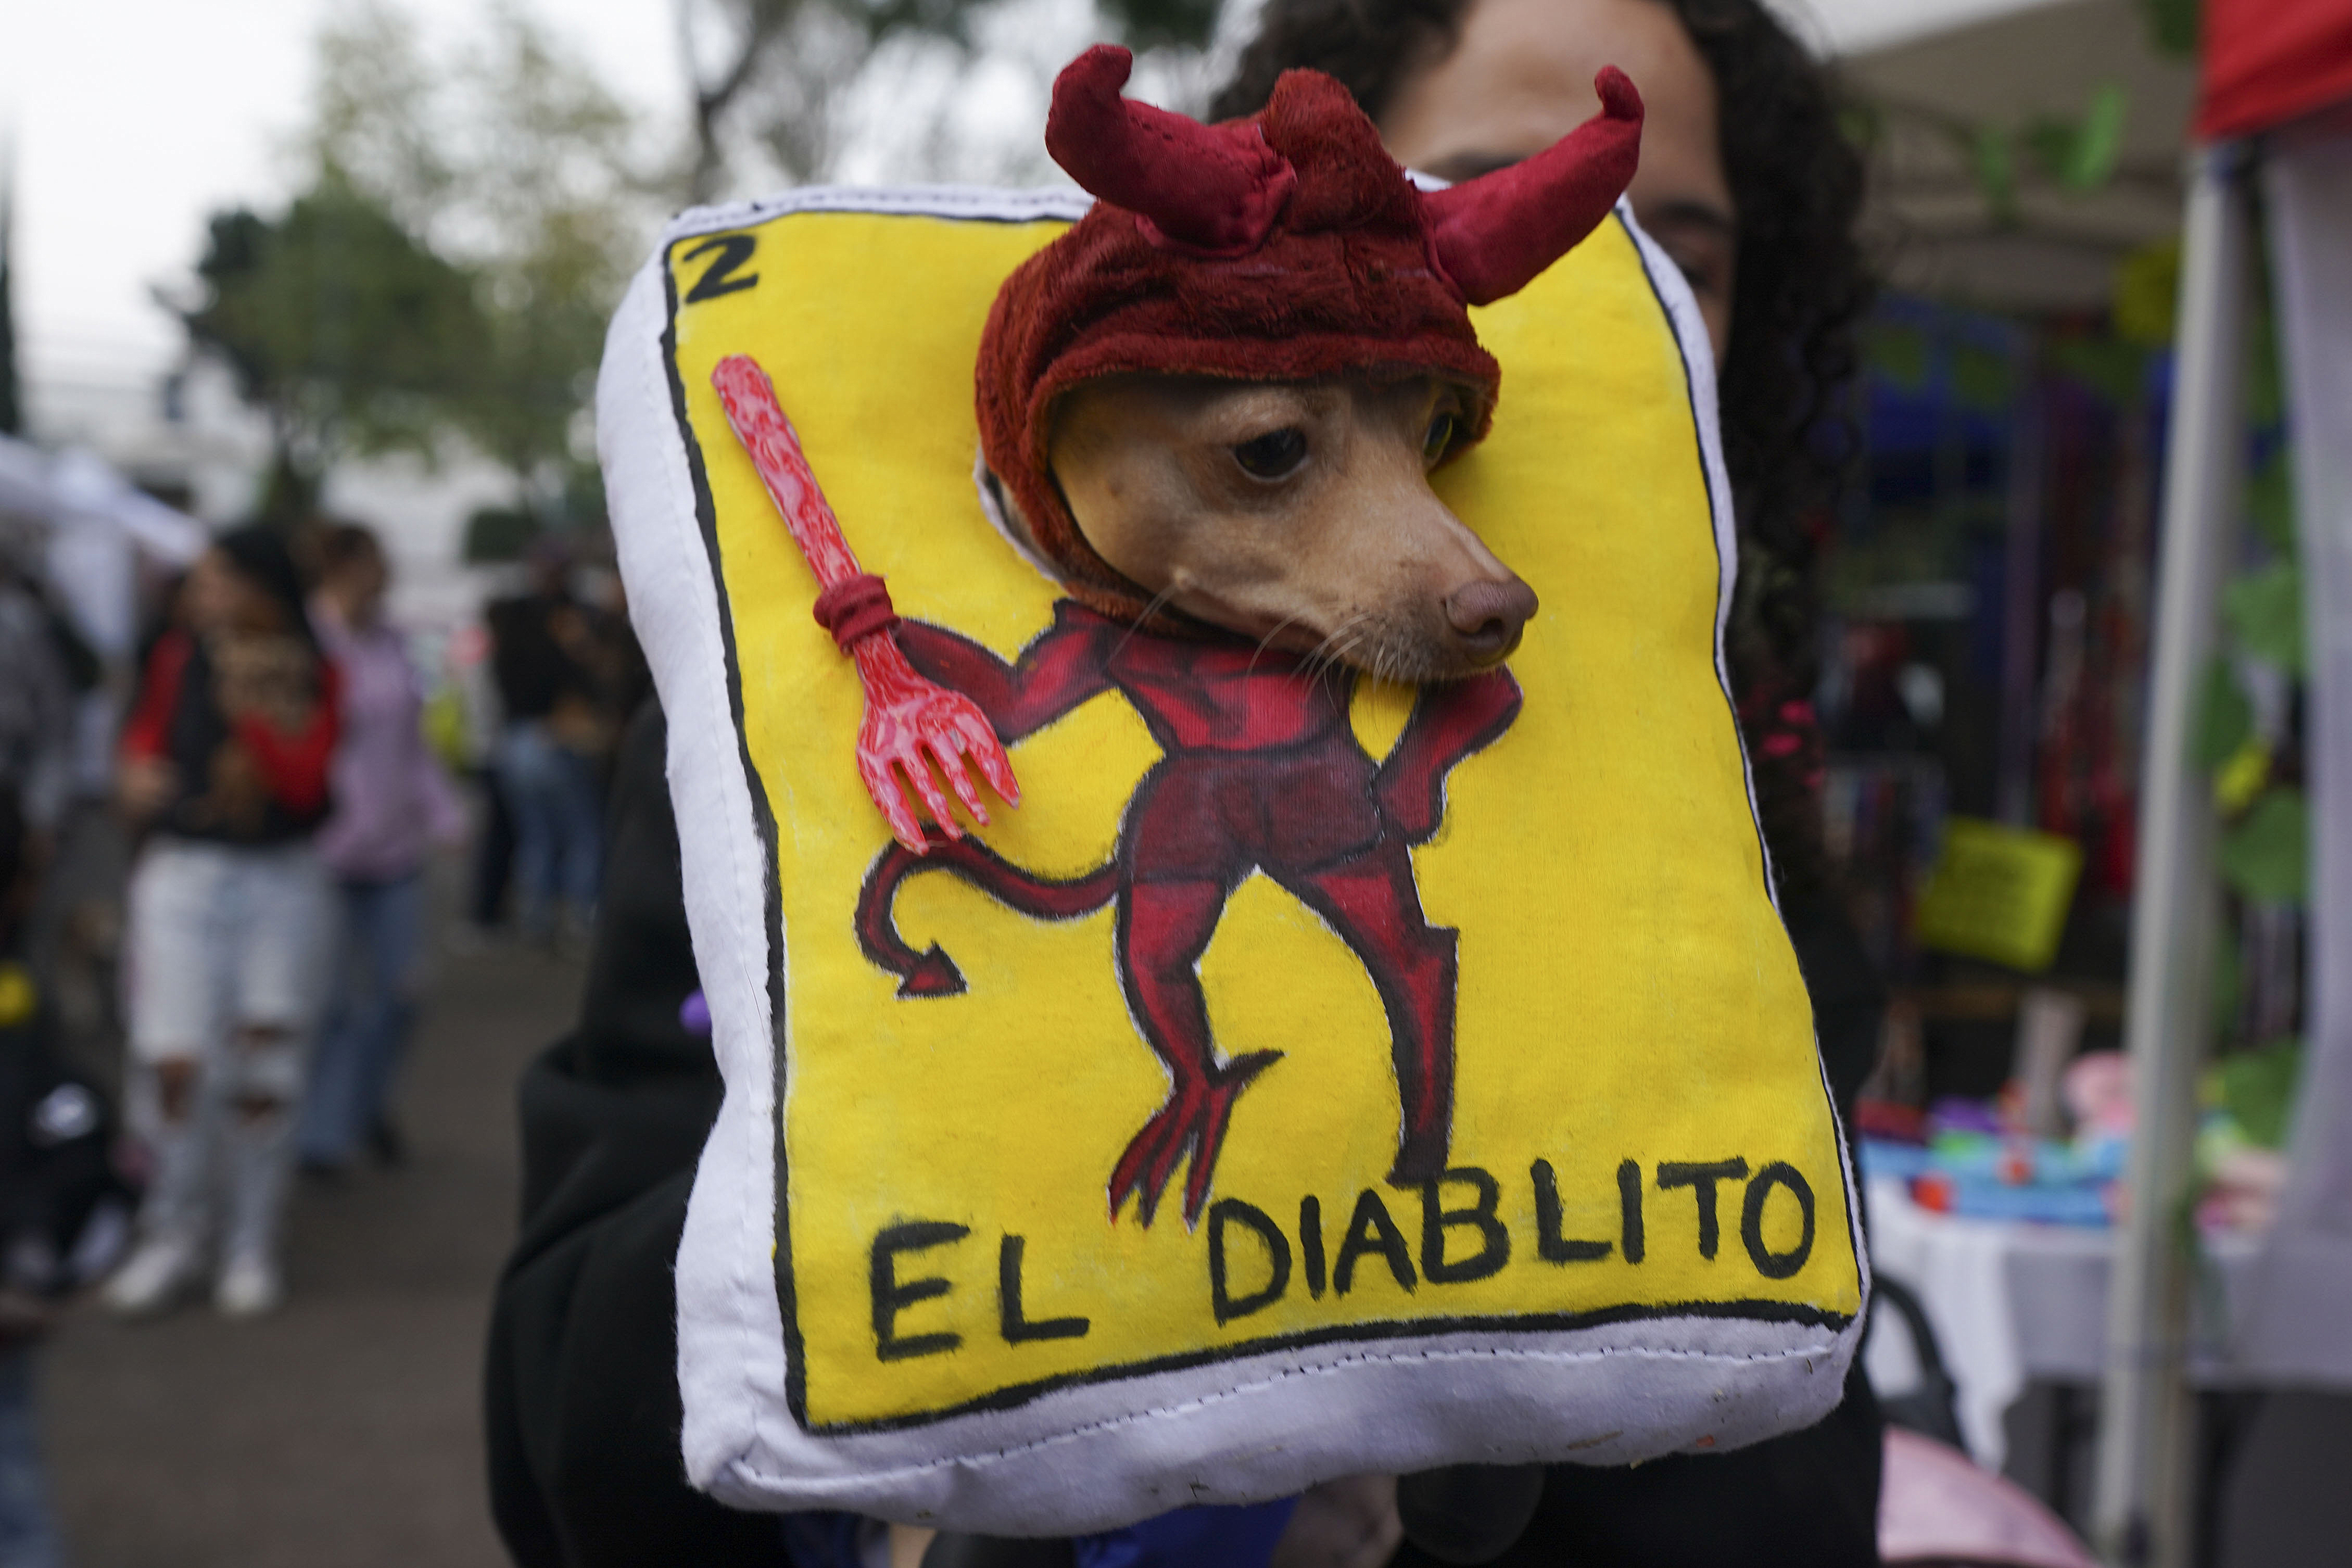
left=682, top=234, right=758, bottom=302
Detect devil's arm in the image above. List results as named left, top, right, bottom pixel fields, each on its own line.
left=1375, top=668, right=1523, bottom=844
left=896, top=601, right=1119, bottom=744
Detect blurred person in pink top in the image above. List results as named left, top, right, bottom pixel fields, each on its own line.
left=297, top=525, right=463, bottom=1176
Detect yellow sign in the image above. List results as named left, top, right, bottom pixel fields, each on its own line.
left=660, top=205, right=1860, bottom=1432
left=1916, top=817, right=2084, bottom=973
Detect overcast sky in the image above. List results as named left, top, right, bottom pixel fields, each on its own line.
left=1, top=0, right=2049, bottom=403
left=3, top=0, right=682, bottom=398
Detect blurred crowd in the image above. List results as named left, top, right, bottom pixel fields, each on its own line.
left=0, top=514, right=641, bottom=1560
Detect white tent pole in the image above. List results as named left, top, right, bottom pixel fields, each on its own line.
left=2093, top=141, right=2253, bottom=1568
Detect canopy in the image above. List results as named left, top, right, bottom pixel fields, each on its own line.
left=0, top=432, right=206, bottom=657
left=2198, top=0, right=2352, bottom=139
left=1838, top=0, right=2195, bottom=311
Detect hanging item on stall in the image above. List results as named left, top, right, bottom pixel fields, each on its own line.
left=1915, top=817, right=2085, bottom=973
left=596, top=47, right=1865, bottom=1534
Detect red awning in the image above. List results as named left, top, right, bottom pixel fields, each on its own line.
left=2198, top=0, right=2352, bottom=139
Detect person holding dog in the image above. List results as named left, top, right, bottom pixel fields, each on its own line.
left=486, top=3, right=1881, bottom=1565
left=1215, top=3, right=1886, bottom=1564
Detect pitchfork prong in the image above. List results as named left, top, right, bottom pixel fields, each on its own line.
left=900, top=753, right=964, bottom=842
left=930, top=734, right=991, bottom=827
left=953, top=710, right=1021, bottom=807
left=861, top=753, right=928, bottom=852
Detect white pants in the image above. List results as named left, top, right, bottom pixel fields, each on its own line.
left=123, top=839, right=330, bottom=1261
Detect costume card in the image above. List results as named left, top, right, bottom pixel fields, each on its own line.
left=646, top=197, right=1862, bottom=1435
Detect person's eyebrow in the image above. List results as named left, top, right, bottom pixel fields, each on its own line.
left=1412, top=163, right=1739, bottom=244
left=1640, top=197, right=1737, bottom=239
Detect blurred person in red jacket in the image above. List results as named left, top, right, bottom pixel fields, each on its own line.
left=104, top=525, right=340, bottom=1320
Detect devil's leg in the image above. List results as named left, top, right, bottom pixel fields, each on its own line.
left=1288, top=844, right=1460, bottom=1186
left=1108, top=875, right=1279, bottom=1226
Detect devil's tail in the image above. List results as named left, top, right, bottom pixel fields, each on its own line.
left=855, top=835, right=1119, bottom=997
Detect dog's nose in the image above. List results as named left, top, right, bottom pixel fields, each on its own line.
left=1445, top=577, right=1538, bottom=664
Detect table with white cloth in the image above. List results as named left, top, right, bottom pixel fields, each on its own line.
left=1863, top=1175, right=2265, bottom=1469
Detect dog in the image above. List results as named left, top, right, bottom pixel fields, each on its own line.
left=1041, top=370, right=1538, bottom=682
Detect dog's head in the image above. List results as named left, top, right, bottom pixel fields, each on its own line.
left=977, top=46, right=1641, bottom=682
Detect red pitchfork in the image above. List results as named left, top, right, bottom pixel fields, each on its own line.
left=710, top=353, right=1019, bottom=852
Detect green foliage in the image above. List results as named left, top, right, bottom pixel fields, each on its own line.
left=2210, top=924, right=2242, bottom=1038
left=2218, top=788, right=2308, bottom=905
left=464, top=506, right=539, bottom=563
left=1967, top=125, right=2017, bottom=225
left=2247, top=452, right=2296, bottom=554
left=1864, top=322, right=1932, bottom=391
left=2140, top=0, right=2200, bottom=58
left=2047, top=337, right=2145, bottom=404
left=174, top=3, right=652, bottom=520
left=2192, top=658, right=2254, bottom=770
left=1949, top=343, right=2014, bottom=413
left=1838, top=102, right=1883, bottom=153
left=304, top=1, right=652, bottom=516
left=175, top=183, right=484, bottom=511
left=2246, top=300, right=2285, bottom=427
left=2215, top=1038, right=2302, bottom=1148
left=2221, top=559, right=2305, bottom=675
left=679, top=0, right=1220, bottom=200
left=1954, top=83, right=2133, bottom=224
left=2024, top=84, right=2127, bottom=191
left=1098, top=0, right=1220, bottom=49
left=2073, top=84, right=2130, bottom=186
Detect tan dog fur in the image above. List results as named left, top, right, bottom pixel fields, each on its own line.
left=1003, top=372, right=1539, bottom=684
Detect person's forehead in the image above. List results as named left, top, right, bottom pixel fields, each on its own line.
left=1383, top=0, right=1723, bottom=189
left=1455, top=0, right=1701, bottom=109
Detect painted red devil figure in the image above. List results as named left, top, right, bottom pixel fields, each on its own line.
left=858, top=608, right=1522, bottom=1228
left=714, top=47, right=1642, bottom=1228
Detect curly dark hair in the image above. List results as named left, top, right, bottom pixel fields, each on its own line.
left=1213, top=0, right=1870, bottom=908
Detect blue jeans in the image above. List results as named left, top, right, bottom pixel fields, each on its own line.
left=0, top=1346, right=60, bottom=1568
left=497, top=722, right=603, bottom=934
left=298, top=873, right=425, bottom=1166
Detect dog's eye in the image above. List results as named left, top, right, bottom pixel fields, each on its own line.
left=1233, top=428, right=1307, bottom=479
left=1423, top=412, right=1458, bottom=462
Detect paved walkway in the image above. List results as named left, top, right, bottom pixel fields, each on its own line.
left=40, top=920, right=577, bottom=1568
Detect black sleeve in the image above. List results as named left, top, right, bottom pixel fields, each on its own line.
left=484, top=700, right=785, bottom=1567
left=1783, top=899, right=1888, bottom=1130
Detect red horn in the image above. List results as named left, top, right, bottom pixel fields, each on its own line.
left=1046, top=44, right=1297, bottom=256
left=1422, top=67, right=1646, bottom=305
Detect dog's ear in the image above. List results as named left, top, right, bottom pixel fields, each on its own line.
left=1045, top=44, right=1298, bottom=258
left=1420, top=67, right=1645, bottom=306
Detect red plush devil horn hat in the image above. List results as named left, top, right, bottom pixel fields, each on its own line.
left=1045, top=47, right=1299, bottom=257
left=1423, top=65, right=1646, bottom=303
left=977, top=45, right=1643, bottom=628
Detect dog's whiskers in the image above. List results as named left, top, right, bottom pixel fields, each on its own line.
left=1303, top=612, right=1373, bottom=687
left=1248, top=613, right=1312, bottom=680
left=1108, top=581, right=1190, bottom=662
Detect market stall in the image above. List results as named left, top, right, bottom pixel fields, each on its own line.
left=2094, top=4, right=2352, bottom=1563
left=1800, top=2, right=2351, bottom=1563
